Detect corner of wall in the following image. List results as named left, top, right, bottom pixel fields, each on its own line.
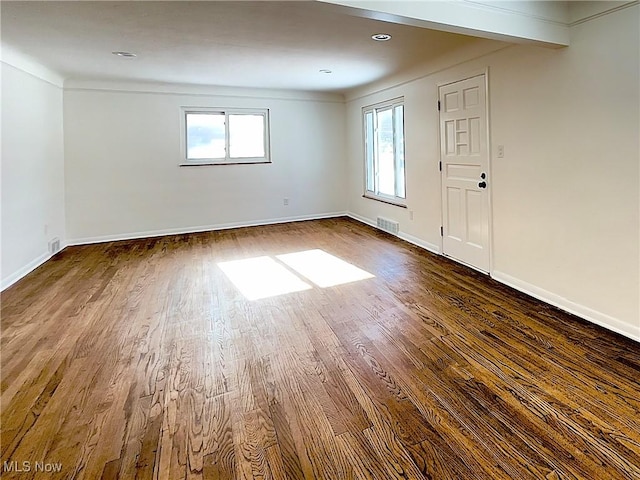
left=1, top=50, right=66, bottom=291
left=1, top=43, right=65, bottom=88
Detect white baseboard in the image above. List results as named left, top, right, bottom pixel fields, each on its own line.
left=4, top=213, right=346, bottom=290
left=347, top=212, right=377, bottom=229
left=6, top=214, right=637, bottom=344
left=347, top=213, right=441, bottom=255
left=397, top=231, right=441, bottom=255
left=2, top=251, right=54, bottom=291
left=492, top=270, right=639, bottom=342
left=348, top=212, right=638, bottom=343
left=66, top=212, right=347, bottom=246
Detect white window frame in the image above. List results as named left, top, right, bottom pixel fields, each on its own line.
left=180, top=107, right=271, bottom=166
left=363, top=98, right=406, bottom=206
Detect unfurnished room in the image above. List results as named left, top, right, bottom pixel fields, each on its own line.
left=1, top=1, right=639, bottom=479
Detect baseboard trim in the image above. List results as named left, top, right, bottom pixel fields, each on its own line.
left=6, top=215, right=637, bottom=343
left=2, top=251, right=53, bottom=291
left=397, top=231, right=441, bottom=255
left=347, top=213, right=441, bottom=255
left=346, top=212, right=377, bottom=229
left=492, top=270, right=639, bottom=342
left=347, top=212, right=638, bottom=342
left=66, top=212, right=348, bottom=246
left=4, top=213, right=347, bottom=291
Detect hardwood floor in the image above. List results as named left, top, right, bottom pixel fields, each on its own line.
left=2, top=217, right=639, bottom=479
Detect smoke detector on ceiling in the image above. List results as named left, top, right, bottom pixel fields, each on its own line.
left=371, top=33, right=392, bottom=41
left=112, top=51, right=137, bottom=57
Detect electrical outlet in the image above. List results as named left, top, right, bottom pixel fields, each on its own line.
left=497, top=145, right=504, bottom=158
left=409, top=210, right=414, bottom=220
left=283, top=198, right=289, bottom=206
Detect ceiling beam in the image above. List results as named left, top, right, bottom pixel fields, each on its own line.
left=316, top=0, right=570, bottom=48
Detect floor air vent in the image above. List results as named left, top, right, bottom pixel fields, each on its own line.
left=376, top=217, right=399, bottom=235
left=48, top=238, right=61, bottom=254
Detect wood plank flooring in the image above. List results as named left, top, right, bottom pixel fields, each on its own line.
left=2, top=217, right=639, bottom=479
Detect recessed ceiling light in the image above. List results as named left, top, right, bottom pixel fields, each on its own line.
left=371, top=33, right=392, bottom=42
left=112, top=51, right=137, bottom=57
left=319, top=69, right=332, bottom=74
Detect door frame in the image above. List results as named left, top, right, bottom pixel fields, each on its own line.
left=437, top=68, right=494, bottom=274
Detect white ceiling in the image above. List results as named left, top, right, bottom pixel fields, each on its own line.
left=0, top=1, right=490, bottom=94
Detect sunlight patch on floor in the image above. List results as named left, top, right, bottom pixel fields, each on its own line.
left=277, top=249, right=374, bottom=288
left=217, top=256, right=312, bottom=300
left=218, top=249, right=375, bottom=301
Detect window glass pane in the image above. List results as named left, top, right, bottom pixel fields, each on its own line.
left=394, top=105, right=406, bottom=198
left=376, top=108, right=395, bottom=196
left=229, top=114, right=265, bottom=158
left=186, top=113, right=225, bottom=159
left=365, top=111, right=374, bottom=192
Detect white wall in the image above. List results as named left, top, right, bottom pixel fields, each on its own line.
left=1, top=61, right=65, bottom=289
left=63, top=83, right=346, bottom=243
left=345, top=5, right=639, bottom=339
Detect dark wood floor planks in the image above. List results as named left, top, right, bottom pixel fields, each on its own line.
left=1, top=217, right=639, bottom=479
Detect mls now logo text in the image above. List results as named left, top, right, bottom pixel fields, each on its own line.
left=3, top=460, right=63, bottom=473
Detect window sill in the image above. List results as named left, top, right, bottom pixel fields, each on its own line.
left=179, top=160, right=271, bottom=167
left=362, top=194, right=407, bottom=208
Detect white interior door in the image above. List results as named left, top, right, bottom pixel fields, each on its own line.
left=439, top=74, right=490, bottom=272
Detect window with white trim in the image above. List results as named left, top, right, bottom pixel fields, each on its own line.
left=180, top=107, right=270, bottom=165
left=363, top=99, right=406, bottom=204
